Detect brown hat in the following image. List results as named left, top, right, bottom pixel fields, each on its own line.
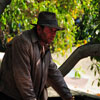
left=32, top=11, right=64, bottom=30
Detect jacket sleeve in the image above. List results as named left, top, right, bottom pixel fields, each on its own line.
left=11, top=36, right=37, bottom=100
left=48, top=55, right=72, bottom=100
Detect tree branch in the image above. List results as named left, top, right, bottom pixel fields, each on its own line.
left=59, top=44, right=100, bottom=77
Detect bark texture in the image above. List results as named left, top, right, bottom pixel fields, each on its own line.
left=59, top=44, right=100, bottom=77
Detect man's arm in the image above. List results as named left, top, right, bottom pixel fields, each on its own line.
left=48, top=56, right=73, bottom=100
left=0, top=0, right=11, bottom=15
left=11, top=36, right=37, bottom=100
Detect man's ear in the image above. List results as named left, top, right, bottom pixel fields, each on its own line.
left=37, top=25, right=42, bottom=35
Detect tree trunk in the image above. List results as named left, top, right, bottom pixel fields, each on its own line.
left=0, top=0, right=11, bottom=15
left=59, top=44, right=100, bottom=77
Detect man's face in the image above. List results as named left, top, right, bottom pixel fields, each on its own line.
left=37, top=25, right=57, bottom=44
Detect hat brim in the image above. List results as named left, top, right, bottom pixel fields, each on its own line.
left=31, top=24, right=64, bottom=31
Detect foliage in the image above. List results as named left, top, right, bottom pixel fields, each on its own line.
left=74, top=0, right=100, bottom=45
left=74, top=66, right=85, bottom=78
left=1, top=0, right=99, bottom=52
left=0, top=0, right=83, bottom=53
left=0, top=0, right=99, bottom=51
left=90, top=59, right=100, bottom=87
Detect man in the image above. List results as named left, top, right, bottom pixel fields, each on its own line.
left=0, top=11, right=74, bottom=100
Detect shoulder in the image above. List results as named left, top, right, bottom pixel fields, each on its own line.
left=6, top=29, right=32, bottom=49
left=6, top=28, right=39, bottom=53
left=21, top=28, right=38, bottom=44
left=10, top=29, right=37, bottom=45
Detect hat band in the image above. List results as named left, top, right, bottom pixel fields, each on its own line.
left=37, top=20, right=58, bottom=26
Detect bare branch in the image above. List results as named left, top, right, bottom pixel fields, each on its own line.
left=59, top=44, right=100, bottom=77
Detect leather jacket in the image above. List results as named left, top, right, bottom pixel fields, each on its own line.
left=0, top=28, right=72, bottom=100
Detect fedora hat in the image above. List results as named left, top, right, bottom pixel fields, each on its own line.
left=32, top=11, right=64, bottom=30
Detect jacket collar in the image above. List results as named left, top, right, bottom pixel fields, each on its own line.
left=30, top=28, right=39, bottom=43
left=30, top=28, right=50, bottom=51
